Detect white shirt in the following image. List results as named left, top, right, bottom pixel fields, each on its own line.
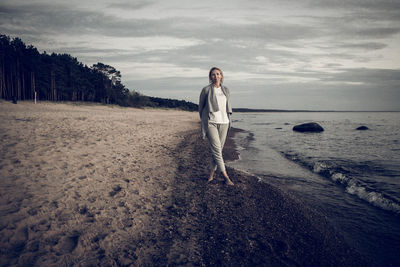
left=209, top=87, right=229, bottom=124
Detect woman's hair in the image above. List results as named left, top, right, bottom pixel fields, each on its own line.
left=209, top=67, right=224, bottom=84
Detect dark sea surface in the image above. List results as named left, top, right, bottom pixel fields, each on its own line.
left=229, top=112, right=400, bottom=266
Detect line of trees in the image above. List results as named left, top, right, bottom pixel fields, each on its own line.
left=0, top=35, right=197, bottom=111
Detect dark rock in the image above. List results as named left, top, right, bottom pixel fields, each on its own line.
left=356, top=126, right=369, bottom=130
left=293, top=122, right=324, bottom=132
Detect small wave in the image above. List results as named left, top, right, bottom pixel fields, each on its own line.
left=275, top=152, right=400, bottom=213
left=331, top=172, right=350, bottom=184
left=312, top=162, right=400, bottom=213
left=313, top=162, right=327, bottom=173
left=346, top=183, right=400, bottom=213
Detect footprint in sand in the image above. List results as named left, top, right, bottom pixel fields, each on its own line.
left=109, top=185, right=122, bottom=197
left=54, top=232, right=80, bottom=254
left=78, top=205, right=88, bottom=215
left=9, top=227, right=28, bottom=254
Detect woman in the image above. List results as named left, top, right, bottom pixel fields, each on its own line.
left=199, top=67, right=234, bottom=185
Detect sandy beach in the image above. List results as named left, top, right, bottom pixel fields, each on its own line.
left=0, top=100, right=365, bottom=266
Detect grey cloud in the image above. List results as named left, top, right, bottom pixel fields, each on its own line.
left=338, top=42, right=387, bottom=50
left=0, top=1, right=317, bottom=42
left=2, top=0, right=398, bottom=48
left=96, top=40, right=289, bottom=75
left=0, top=3, right=116, bottom=36
left=348, top=26, right=400, bottom=39
left=323, top=63, right=343, bottom=68
left=79, top=36, right=382, bottom=86
left=5, top=0, right=395, bottom=61
left=301, top=0, right=400, bottom=41
left=308, top=15, right=400, bottom=40
left=77, top=16, right=317, bottom=44
left=107, top=1, right=154, bottom=10
left=324, top=68, right=400, bottom=86
left=307, top=0, right=400, bottom=12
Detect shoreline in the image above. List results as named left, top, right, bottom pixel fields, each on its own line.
left=224, top=114, right=400, bottom=267
left=0, top=101, right=366, bottom=266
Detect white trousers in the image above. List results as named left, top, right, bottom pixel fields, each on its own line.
left=206, top=122, right=229, bottom=172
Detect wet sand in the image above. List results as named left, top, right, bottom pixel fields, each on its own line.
left=0, top=100, right=365, bottom=266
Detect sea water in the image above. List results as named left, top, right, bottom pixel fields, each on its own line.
left=229, top=112, right=400, bottom=266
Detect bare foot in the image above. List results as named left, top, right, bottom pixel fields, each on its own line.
left=207, top=170, right=215, bottom=183
left=222, top=170, right=234, bottom=186
left=226, top=179, right=234, bottom=186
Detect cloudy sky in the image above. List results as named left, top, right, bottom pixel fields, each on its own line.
left=1, top=0, right=400, bottom=110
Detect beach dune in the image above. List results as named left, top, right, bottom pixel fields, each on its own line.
left=0, top=101, right=364, bottom=266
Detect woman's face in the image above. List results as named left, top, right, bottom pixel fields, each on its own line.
left=210, top=69, right=223, bottom=85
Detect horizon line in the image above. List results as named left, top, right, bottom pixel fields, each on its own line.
left=232, top=108, right=400, bottom=113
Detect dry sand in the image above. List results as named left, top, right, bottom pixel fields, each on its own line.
left=0, top=100, right=365, bottom=266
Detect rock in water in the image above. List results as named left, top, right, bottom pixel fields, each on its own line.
left=293, top=122, right=324, bottom=132
left=356, top=126, right=369, bottom=130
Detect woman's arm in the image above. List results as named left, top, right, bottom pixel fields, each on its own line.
left=198, top=87, right=207, bottom=119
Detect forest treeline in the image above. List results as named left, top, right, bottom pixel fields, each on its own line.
left=0, top=35, right=197, bottom=111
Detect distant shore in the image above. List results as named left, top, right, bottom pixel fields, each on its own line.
left=0, top=101, right=366, bottom=266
